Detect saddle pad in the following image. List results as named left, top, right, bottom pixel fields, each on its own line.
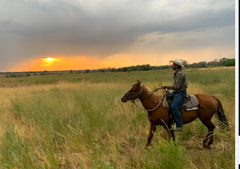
left=183, top=95, right=199, bottom=109
left=163, top=95, right=199, bottom=110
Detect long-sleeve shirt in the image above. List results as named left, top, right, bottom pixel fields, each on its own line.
left=167, top=69, right=188, bottom=92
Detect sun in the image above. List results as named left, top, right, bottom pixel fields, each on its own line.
left=46, top=57, right=54, bottom=62
left=42, top=57, right=60, bottom=67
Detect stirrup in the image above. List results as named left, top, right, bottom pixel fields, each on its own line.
left=170, top=123, right=176, bottom=131
left=170, top=123, right=183, bottom=132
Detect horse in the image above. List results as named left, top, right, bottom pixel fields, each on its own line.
left=121, top=80, right=229, bottom=149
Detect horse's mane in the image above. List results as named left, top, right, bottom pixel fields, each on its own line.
left=141, top=84, right=162, bottom=103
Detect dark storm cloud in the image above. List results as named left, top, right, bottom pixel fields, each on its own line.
left=0, top=0, right=235, bottom=71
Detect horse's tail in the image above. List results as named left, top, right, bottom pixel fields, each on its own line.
left=212, top=95, right=229, bottom=129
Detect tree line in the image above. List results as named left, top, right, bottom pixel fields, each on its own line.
left=93, top=57, right=235, bottom=73
left=4, top=57, right=235, bottom=77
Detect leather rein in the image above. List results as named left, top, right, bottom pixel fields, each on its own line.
left=130, top=87, right=167, bottom=112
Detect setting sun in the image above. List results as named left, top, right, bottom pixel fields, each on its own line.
left=45, top=57, right=54, bottom=62
left=42, top=57, right=60, bottom=67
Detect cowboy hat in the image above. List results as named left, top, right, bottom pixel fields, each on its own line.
left=170, top=59, right=185, bottom=68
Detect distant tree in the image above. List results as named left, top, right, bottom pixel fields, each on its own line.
left=122, top=67, right=128, bottom=72
left=10, top=73, right=17, bottom=77
left=220, top=57, right=227, bottom=65
left=223, top=58, right=235, bottom=66
left=160, top=65, right=170, bottom=69
left=207, top=60, right=221, bottom=67
left=190, top=61, right=207, bottom=68
left=142, top=64, right=151, bottom=71
left=129, top=66, right=137, bottom=71
left=182, top=60, right=188, bottom=68
left=117, top=68, right=123, bottom=72
left=199, top=61, right=207, bottom=68
left=40, top=72, right=47, bottom=75
left=85, top=69, right=91, bottom=73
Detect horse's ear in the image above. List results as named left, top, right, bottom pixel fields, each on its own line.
left=136, top=79, right=141, bottom=84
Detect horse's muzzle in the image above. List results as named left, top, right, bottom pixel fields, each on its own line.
left=121, top=97, right=127, bottom=103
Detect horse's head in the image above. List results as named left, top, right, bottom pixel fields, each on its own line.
left=121, top=80, right=142, bottom=102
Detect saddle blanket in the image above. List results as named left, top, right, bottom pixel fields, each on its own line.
left=163, top=94, right=199, bottom=112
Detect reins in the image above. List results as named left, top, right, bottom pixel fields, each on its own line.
left=132, top=88, right=167, bottom=112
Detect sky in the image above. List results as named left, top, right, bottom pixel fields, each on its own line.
left=0, top=0, right=236, bottom=72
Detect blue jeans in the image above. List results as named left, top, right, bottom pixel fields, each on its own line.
left=170, top=90, right=187, bottom=127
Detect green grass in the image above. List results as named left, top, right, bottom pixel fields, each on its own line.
left=0, top=67, right=235, bottom=168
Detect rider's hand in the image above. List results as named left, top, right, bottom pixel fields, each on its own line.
left=160, top=86, right=167, bottom=89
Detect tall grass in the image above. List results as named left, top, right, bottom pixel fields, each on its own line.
left=0, top=67, right=235, bottom=168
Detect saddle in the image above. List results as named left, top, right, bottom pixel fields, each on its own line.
left=163, top=91, right=199, bottom=112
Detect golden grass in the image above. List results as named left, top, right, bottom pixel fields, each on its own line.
left=0, top=68, right=235, bottom=168
left=185, top=66, right=235, bottom=71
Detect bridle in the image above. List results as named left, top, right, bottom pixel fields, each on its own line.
left=122, top=86, right=167, bottom=112
left=123, top=87, right=143, bottom=101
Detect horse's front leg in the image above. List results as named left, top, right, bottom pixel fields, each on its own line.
left=146, top=122, right=156, bottom=148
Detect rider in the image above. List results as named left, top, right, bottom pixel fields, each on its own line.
left=160, top=59, right=188, bottom=132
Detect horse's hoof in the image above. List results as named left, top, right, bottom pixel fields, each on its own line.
left=203, top=141, right=211, bottom=149
left=203, top=133, right=213, bottom=149
left=203, top=145, right=211, bottom=149
left=145, top=146, right=150, bottom=150
left=204, top=146, right=211, bottom=149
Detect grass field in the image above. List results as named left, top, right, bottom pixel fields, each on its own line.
left=0, top=67, right=235, bottom=168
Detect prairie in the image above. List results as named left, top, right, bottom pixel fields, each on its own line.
left=0, top=67, right=235, bottom=168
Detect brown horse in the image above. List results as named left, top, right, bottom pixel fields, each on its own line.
left=121, top=80, right=229, bottom=149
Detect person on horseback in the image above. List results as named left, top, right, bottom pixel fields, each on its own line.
left=160, top=59, right=188, bottom=132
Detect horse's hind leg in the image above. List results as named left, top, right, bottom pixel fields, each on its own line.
left=200, top=119, right=215, bottom=149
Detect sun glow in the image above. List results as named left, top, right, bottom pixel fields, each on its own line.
left=45, top=57, right=54, bottom=62
left=42, top=57, right=60, bottom=67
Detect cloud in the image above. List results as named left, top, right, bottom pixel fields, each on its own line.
left=0, top=0, right=235, bottom=71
